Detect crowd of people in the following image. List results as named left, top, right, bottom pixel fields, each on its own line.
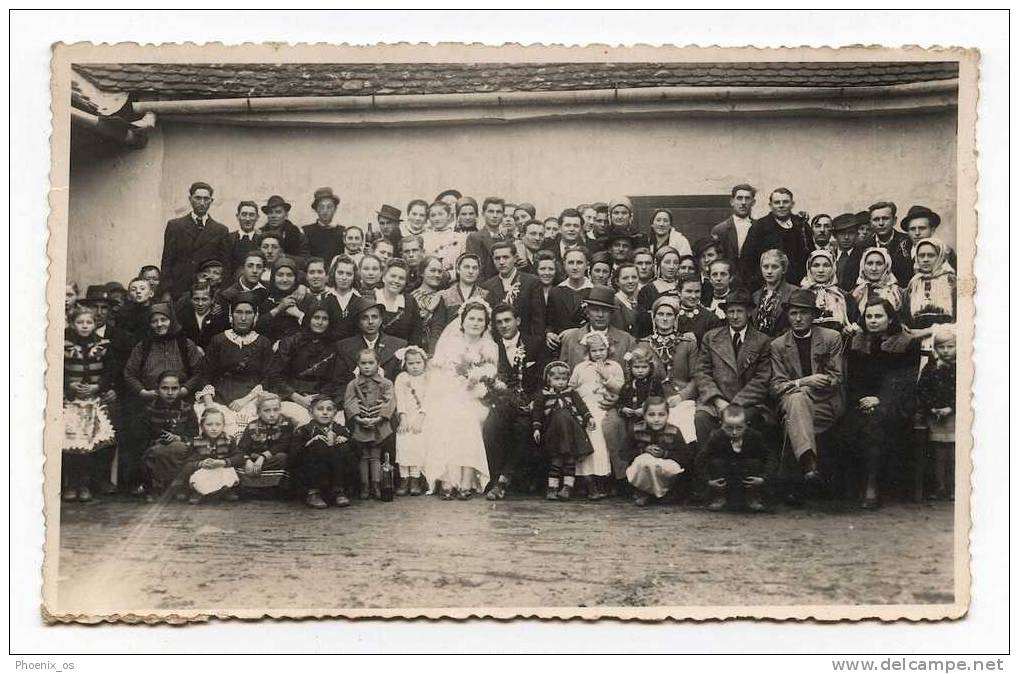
left=61, top=181, right=958, bottom=512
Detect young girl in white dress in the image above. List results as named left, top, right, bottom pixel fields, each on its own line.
left=393, top=345, right=429, bottom=496
left=422, top=300, right=496, bottom=500
left=569, top=332, right=625, bottom=500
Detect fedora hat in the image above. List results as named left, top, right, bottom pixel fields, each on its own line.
left=831, top=213, right=859, bottom=233
left=261, top=195, right=292, bottom=214
left=719, top=288, right=755, bottom=310
left=348, top=295, right=385, bottom=318
left=900, top=205, right=941, bottom=230
left=692, top=235, right=720, bottom=258
left=79, top=284, right=111, bottom=305
left=582, top=285, right=617, bottom=310
left=376, top=204, right=403, bottom=222
left=785, top=288, right=821, bottom=313
left=854, top=211, right=871, bottom=227
left=311, top=187, right=340, bottom=210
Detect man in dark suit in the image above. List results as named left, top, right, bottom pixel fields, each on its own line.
left=514, top=219, right=546, bottom=275
left=693, top=288, right=773, bottom=451
left=464, top=196, right=506, bottom=281
left=175, top=280, right=228, bottom=350
left=333, top=297, right=407, bottom=396
left=739, top=187, right=810, bottom=289
left=540, top=208, right=586, bottom=265
left=481, top=240, right=546, bottom=338
left=858, top=201, right=913, bottom=285
left=831, top=212, right=864, bottom=291
left=302, top=187, right=346, bottom=265
left=484, top=303, right=549, bottom=500
left=160, top=181, right=231, bottom=299
left=259, top=195, right=311, bottom=266
left=228, top=200, right=261, bottom=278
left=711, top=183, right=757, bottom=268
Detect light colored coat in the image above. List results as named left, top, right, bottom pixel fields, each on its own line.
left=694, top=325, right=772, bottom=414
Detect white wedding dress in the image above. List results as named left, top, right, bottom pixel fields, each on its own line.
left=421, top=320, right=495, bottom=493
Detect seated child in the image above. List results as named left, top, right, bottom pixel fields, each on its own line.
left=343, top=348, right=396, bottom=500
left=531, top=361, right=595, bottom=502
left=703, top=404, right=767, bottom=512
left=618, top=344, right=664, bottom=423
left=291, top=395, right=354, bottom=509
left=183, top=408, right=244, bottom=504
left=235, top=392, right=294, bottom=490
left=625, top=396, right=693, bottom=506
left=393, top=346, right=429, bottom=496
left=917, top=324, right=956, bottom=501
left=141, top=370, right=200, bottom=501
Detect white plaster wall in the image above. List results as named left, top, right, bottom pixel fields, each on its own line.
left=67, top=110, right=957, bottom=287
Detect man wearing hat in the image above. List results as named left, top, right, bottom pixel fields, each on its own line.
left=831, top=212, right=865, bottom=292
left=303, top=187, right=345, bottom=265
left=693, top=288, right=773, bottom=453
left=901, top=205, right=956, bottom=270
left=557, top=285, right=636, bottom=489
left=374, top=204, right=404, bottom=253
left=605, top=229, right=643, bottom=265
left=79, top=284, right=136, bottom=493
left=712, top=183, right=757, bottom=267
left=160, top=181, right=231, bottom=299
left=259, top=194, right=310, bottom=264
left=333, top=296, right=408, bottom=395
left=769, top=288, right=845, bottom=482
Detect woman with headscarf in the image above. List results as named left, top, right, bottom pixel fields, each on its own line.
left=902, top=237, right=957, bottom=357
left=634, top=246, right=682, bottom=338
left=751, top=249, right=799, bottom=337
left=410, top=254, right=449, bottom=354
left=195, top=293, right=274, bottom=437
left=639, top=294, right=699, bottom=447
left=845, top=297, right=920, bottom=508
left=647, top=208, right=693, bottom=258
left=265, top=300, right=340, bottom=427
left=256, top=257, right=305, bottom=344
left=122, top=302, right=206, bottom=496
left=850, top=246, right=904, bottom=317
left=800, top=248, right=856, bottom=335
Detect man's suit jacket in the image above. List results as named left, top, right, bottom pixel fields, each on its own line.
left=539, top=235, right=583, bottom=266
left=694, top=325, right=772, bottom=413
left=514, top=241, right=540, bottom=276
left=160, top=214, right=231, bottom=299
left=333, top=332, right=407, bottom=395
left=558, top=325, right=636, bottom=371
left=711, top=215, right=742, bottom=268
left=495, top=332, right=548, bottom=400
left=176, top=303, right=230, bottom=351
left=259, top=221, right=311, bottom=265
left=739, top=213, right=810, bottom=289
left=481, top=271, right=546, bottom=338
left=228, top=231, right=260, bottom=279
left=769, top=327, right=845, bottom=416
left=464, top=227, right=502, bottom=281
left=832, top=246, right=864, bottom=292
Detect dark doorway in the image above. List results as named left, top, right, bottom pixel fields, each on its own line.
left=630, top=194, right=732, bottom=245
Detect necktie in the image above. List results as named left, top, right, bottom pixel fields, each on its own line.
left=732, top=331, right=742, bottom=357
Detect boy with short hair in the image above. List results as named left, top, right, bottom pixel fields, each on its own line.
left=235, top=392, right=294, bottom=491
left=291, top=395, right=354, bottom=508
left=117, top=277, right=155, bottom=339
left=703, top=404, right=768, bottom=512
left=344, top=348, right=396, bottom=500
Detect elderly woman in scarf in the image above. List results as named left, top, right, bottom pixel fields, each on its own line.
left=639, top=294, right=699, bottom=447
left=411, top=254, right=450, bottom=354
left=851, top=246, right=904, bottom=317
left=266, top=300, right=341, bottom=427
left=801, top=248, right=856, bottom=335
left=902, top=237, right=957, bottom=357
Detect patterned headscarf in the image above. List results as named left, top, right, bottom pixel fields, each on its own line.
left=851, top=246, right=904, bottom=314
left=907, top=237, right=956, bottom=320
left=801, top=249, right=850, bottom=327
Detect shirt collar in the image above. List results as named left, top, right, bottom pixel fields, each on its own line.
left=239, top=230, right=255, bottom=240
left=193, top=213, right=207, bottom=227
left=729, top=326, right=748, bottom=341
left=559, top=277, right=594, bottom=289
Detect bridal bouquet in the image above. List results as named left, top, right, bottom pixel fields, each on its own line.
left=453, top=352, right=499, bottom=401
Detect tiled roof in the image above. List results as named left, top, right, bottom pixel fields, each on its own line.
left=73, top=61, right=959, bottom=100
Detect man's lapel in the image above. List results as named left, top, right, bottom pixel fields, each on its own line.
left=717, top=330, right=739, bottom=372
left=784, top=333, right=803, bottom=378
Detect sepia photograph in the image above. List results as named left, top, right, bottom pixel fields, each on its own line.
left=42, top=41, right=976, bottom=622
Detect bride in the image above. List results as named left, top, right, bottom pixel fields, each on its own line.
left=422, top=299, right=497, bottom=500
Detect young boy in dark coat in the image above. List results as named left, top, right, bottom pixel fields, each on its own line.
left=703, top=403, right=768, bottom=512
left=290, top=395, right=355, bottom=509
left=531, top=361, right=595, bottom=502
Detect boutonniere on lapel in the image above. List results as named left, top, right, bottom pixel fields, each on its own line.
left=504, top=279, right=521, bottom=305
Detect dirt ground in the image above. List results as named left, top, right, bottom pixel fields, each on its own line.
left=54, top=493, right=955, bottom=615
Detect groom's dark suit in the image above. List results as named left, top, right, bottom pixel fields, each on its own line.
left=482, top=331, right=548, bottom=488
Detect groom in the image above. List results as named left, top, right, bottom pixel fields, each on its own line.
left=484, top=303, right=548, bottom=499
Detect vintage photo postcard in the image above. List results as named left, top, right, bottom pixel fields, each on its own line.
left=43, top=42, right=977, bottom=622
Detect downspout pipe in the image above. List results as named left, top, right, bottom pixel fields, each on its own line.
left=132, top=79, right=958, bottom=116
left=71, top=107, right=150, bottom=148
